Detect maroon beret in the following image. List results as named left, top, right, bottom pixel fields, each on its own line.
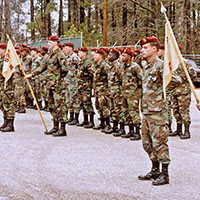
left=41, top=46, right=48, bottom=51
left=21, top=43, right=27, bottom=48
left=79, top=47, right=88, bottom=52
left=101, top=47, right=110, bottom=54
left=48, top=35, right=59, bottom=41
left=16, top=49, right=21, bottom=54
left=115, top=47, right=123, bottom=53
left=0, top=43, right=7, bottom=49
left=95, top=49, right=105, bottom=56
left=31, top=47, right=38, bottom=52
left=110, top=48, right=120, bottom=56
left=58, top=43, right=63, bottom=48
left=15, top=46, right=19, bottom=50
left=23, top=47, right=30, bottom=52
left=160, top=44, right=165, bottom=50
left=74, top=49, right=79, bottom=53
left=91, top=48, right=97, bottom=52
left=140, top=36, right=160, bottom=46
left=135, top=49, right=140, bottom=53
left=63, top=42, right=74, bottom=48
left=123, top=48, right=135, bottom=57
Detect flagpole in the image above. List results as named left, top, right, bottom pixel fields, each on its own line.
left=6, top=34, right=48, bottom=132
left=161, top=3, right=199, bottom=104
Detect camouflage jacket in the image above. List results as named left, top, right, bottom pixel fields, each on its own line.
left=22, top=54, right=32, bottom=74
left=121, top=61, right=143, bottom=99
left=40, top=54, right=49, bottom=80
left=93, top=59, right=108, bottom=95
left=107, top=60, right=122, bottom=98
left=32, top=47, right=69, bottom=90
left=64, top=52, right=81, bottom=86
left=77, top=55, right=93, bottom=91
left=170, top=58, right=196, bottom=95
left=142, top=56, right=167, bottom=114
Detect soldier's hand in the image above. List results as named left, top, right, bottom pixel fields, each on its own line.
left=196, top=103, right=200, bottom=111
left=25, top=74, right=32, bottom=80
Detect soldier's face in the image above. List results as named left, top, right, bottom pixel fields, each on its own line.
left=141, top=43, right=156, bottom=59
left=107, top=52, right=117, bottom=62
left=122, top=52, right=130, bottom=63
left=48, top=40, right=57, bottom=49
left=158, top=49, right=165, bottom=58
left=31, top=50, right=37, bottom=57
left=78, top=51, right=86, bottom=59
left=63, top=46, right=73, bottom=55
left=93, top=53, right=103, bottom=62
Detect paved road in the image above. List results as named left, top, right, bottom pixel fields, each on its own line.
left=0, top=91, right=200, bottom=200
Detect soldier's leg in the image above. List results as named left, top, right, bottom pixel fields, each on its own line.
left=179, top=93, right=191, bottom=139
left=166, top=92, right=172, bottom=134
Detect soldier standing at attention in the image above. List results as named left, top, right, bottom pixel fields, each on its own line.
left=138, top=37, right=170, bottom=186
left=92, top=49, right=111, bottom=131
left=26, top=36, right=69, bottom=137
left=0, top=43, right=15, bottom=132
left=116, top=48, right=142, bottom=140
left=77, top=47, right=95, bottom=128
left=62, top=42, right=81, bottom=125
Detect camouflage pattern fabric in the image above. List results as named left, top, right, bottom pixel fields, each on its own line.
left=77, top=56, right=94, bottom=114
left=141, top=56, right=170, bottom=164
left=0, top=57, right=15, bottom=119
left=32, top=47, right=69, bottom=122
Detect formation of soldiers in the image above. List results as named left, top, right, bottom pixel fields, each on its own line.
left=0, top=35, right=198, bottom=186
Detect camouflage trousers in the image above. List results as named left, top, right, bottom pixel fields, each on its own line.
left=166, top=92, right=172, bottom=124
left=95, top=94, right=110, bottom=118
left=0, top=88, right=15, bottom=119
left=120, top=98, right=141, bottom=125
left=32, top=78, right=42, bottom=102
left=66, top=83, right=80, bottom=113
left=47, top=88, right=67, bottom=122
left=171, top=92, right=191, bottom=124
left=25, top=81, right=33, bottom=100
left=40, top=79, right=48, bottom=102
left=78, top=90, right=94, bottom=114
left=142, top=111, right=170, bottom=164
left=14, top=77, right=26, bottom=107
left=110, top=96, right=122, bottom=121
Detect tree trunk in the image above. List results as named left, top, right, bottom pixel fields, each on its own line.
left=122, top=0, right=128, bottom=45
left=0, top=0, right=3, bottom=41
left=4, top=0, right=11, bottom=39
left=80, top=0, right=85, bottom=24
left=58, top=0, right=64, bottom=37
left=68, top=0, right=71, bottom=30
left=46, top=0, right=51, bottom=36
left=73, top=0, right=79, bottom=31
left=87, top=0, right=91, bottom=32
left=184, top=0, right=190, bottom=53
left=95, top=0, right=98, bottom=32
left=30, top=0, right=35, bottom=41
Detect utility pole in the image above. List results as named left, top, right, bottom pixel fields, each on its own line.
left=103, top=0, right=108, bottom=46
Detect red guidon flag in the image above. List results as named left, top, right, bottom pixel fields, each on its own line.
left=3, top=38, right=20, bottom=85
left=163, top=19, right=183, bottom=98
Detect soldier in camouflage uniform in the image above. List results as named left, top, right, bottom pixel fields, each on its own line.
left=138, top=37, right=170, bottom=186
left=103, top=48, right=122, bottom=134
left=115, top=48, right=142, bottom=140
left=92, top=49, right=111, bottom=131
left=14, top=49, right=26, bottom=113
left=26, top=36, right=69, bottom=137
left=77, top=47, right=95, bottom=128
left=62, top=42, right=81, bottom=125
left=169, top=58, right=196, bottom=139
left=30, top=47, right=42, bottom=109
left=0, top=43, right=15, bottom=132
left=39, top=46, right=49, bottom=111
left=21, top=48, right=33, bottom=108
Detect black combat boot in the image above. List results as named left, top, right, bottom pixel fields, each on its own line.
left=113, top=122, right=125, bottom=137
left=77, top=113, right=88, bottom=127
left=1, top=119, right=15, bottom=132
left=168, top=122, right=172, bottom=135
left=180, top=123, right=191, bottom=139
left=68, top=112, right=75, bottom=125
left=44, top=121, right=59, bottom=135
left=102, top=117, right=111, bottom=133
left=93, top=118, right=105, bottom=130
left=138, top=161, right=160, bottom=181
left=169, top=123, right=182, bottom=136
left=68, top=113, right=79, bottom=125
left=44, top=101, right=50, bottom=112
left=152, top=164, right=169, bottom=186
left=17, top=105, right=26, bottom=113
left=130, top=125, right=141, bottom=141
left=121, top=123, right=134, bottom=138
left=84, top=113, right=94, bottom=128
left=0, top=118, right=8, bottom=130
left=53, top=122, right=67, bottom=137
left=27, top=99, right=34, bottom=108
left=104, top=120, right=118, bottom=134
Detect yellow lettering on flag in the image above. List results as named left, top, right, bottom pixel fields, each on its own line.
left=163, top=19, right=183, bottom=98
left=3, top=39, right=20, bottom=85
